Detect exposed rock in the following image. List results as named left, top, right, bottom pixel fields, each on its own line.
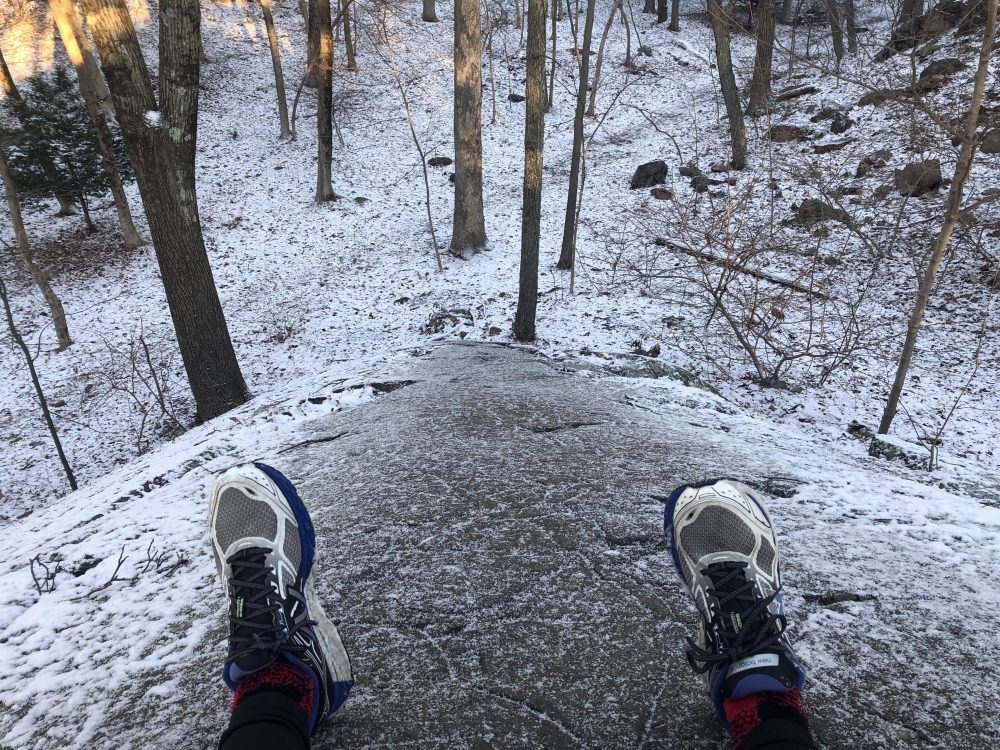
left=709, top=162, right=730, bottom=173
left=650, top=187, right=674, bottom=200
left=919, top=57, right=965, bottom=80
left=428, top=156, right=453, bottom=167
left=679, top=162, right=701, bottom=178
left=792, top=199, right=849, bottom=226
left=691, top=173, right=710, bottom=194
left=858, top=88, right=911, bottom=107
left=837, top=185, right=863, bottom=197
left=776, top=84, right=818, bottom=102
left=638, top=44, right=653, bottom=56
left=769, top=124, right=811, bottom=142
left=420, top=307, right=473, bottom=334
left=630, top=160, right=668, bottom=189
left=868, top=434, right=929, bottom=470
left=809, top=104, right=849, bottom=123
left=508, top=93, right=526, bottom=103
left=981, top=128, right=1000, bottom=154
left=814, top=138, right=855, bottom=154
left=855, top=148, right=892, bottom=178
left=874, top=7, right=953, bottom=61
left=830, top=112, right=855, bottom=134
left=894, top=159, right=942, bottom=196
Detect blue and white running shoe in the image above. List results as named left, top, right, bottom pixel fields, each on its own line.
left=209, top=462, right=353, bottom=732
left=664, top=478, right=806, bottom=728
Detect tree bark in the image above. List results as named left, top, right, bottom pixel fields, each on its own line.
left=315, top=0, right=336, bottom=200
left=450, top=0, right=487, bottom=256
left=824, top=0, right=844, bottom=62
left=782, top=0, right=793, bottom=22
left=587, top=0, right=618, bottom=116
left=879, top=0, right=998, bottom=435
left=423, top=0, right=438, bottom=21
left=746, top=0, right=775, bottom=116
left=707, top=0, right=746, bottom=169
left=643, top=0, right=656, bottom=13
left=0, top=46, right=76, bottom=215
left=548, top=0, right=557, bottom=109
left=669, top=0, right=681, bottom=30
left=845, top=0, right=857, bottom=52
left=49, top=0, right=145, bottom=248
left=49, top=0, right=113, bottom=111
left=82, top=0, right=248, bottom=421
left=556, top=0, right=596, bottom=270
left=656, top=0, right=669, bottom=23
left=0, top=273, right=77, bottom=491
left=259, top=0, right=291, bottom=138
left=341, top=0, right=357, bottom=71
left=0, top=148, right=73, bottom=350
left=306, top=0, right=320, bottom=87
left=514, top=0, right=546, bottom=341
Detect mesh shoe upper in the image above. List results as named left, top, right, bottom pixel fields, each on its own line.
left=664, top=479, right=806, bottom=731
left=209, top=463, right=352, bottom=733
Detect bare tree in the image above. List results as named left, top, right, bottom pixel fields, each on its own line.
left=340, top=0, right=358, bottom=71
left=643, top=0, right=655, bottom=12
left=669, top=0, right=680, bottom=30
left=514, top=0, right=546, bottom=341
left=747, top=0, right=775, bottom=117
left=450, top=0, right=488, bottom=257
left=0, top=147, right=72, bottom=350
left=587, top=0, right=619, bottom=116
left=548, top=0, right=558, bottom=109
left=315, top=0, right=337, bottom=200
left=258, top=0, right=292, bottom=138
left=656, top=0, right=669, bottom=22
left=48, top=0, right=112, bottom=109
left=879, top=0, right=998, bottom=434
left=707, top=0, right=746, bottom=169
left=423, top=0, right=438, bottom=21
left=48, top=0, right=145, bottom=248
left=823, top=0, right=844, bottom=63
left=0, top=46, right=76, bottom=216
left=844, top=0, right=857, bottom=53
left=0, top=273, right=77, bottom=491
left=81, top=0, right=249, bottom=421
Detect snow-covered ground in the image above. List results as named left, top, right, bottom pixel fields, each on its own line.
left=0, top=0, right=999, bottom=745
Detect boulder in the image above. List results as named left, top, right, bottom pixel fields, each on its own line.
left=691, top=173, right=710, bottom=194
left=894, top=159, right=942, bottom=196
left=428, top=156, right=453, bottom=167
left=769, top=124, right=811, bottom=142
left=814, top=138, right=855, bottom=154
left=792, top=199, right=849, bottom=226
left=776, top=85, right=818, bottom=102
left=855, top=148, right=892, bottom=178
left=508, top=93, right=526, bottom=103
left=868, top=434, right=929, bottom=470
left=859, top=88, right=911, bottom=107
left=679, top=162, right=701, bottom=178
left=630, top=160, right=668, bottom=189
left=830, top=112, right=855, bottom=134
left=919, top=57, right=965, bottom=79
left=650, top=187, right=674, bottom=200
left=981, top=128, right=1000, bottom=154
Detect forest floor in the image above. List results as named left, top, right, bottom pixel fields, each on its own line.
left=0, top=1, right=999, bottom=746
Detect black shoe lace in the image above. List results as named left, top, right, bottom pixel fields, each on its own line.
left=226, top=555, right=318, bottom=665
left=686, top=561, right=788, bottom=674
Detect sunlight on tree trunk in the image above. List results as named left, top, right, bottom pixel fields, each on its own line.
left=0, top=149, right=73, bottom=350
left=450, top=0, right=487, bottom=257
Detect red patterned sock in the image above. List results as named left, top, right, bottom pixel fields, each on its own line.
left=231, top=658, right=314, bottom=718
left=723, top=689, right=809, bottom=749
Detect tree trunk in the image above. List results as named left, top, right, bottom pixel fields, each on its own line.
left=341, top=0, right=357, bottom=71
left=259, top=0, right=292, bottom=138
left=450, top=0, right=487, bottom=256
left=514, top=0, right=546, bottom=341
left=782, top=0, right=793, bottom=22
left=315, top=0, right=336, bottom=200
left=0, top=46, right=77, bottom=216
left=0, top=273, right=77, bottom=491
left=587, top=0, right=618, bottom=116
left=845, top=0, right=857, bottom=52
left=707, top=0, right=746, bottom=169
left=669, top=0, right=681, bottom=30
left=621, top=1, right=633, bottom=66
left=49, top=0, right=145, bottom=248
left=423, top=0, right=438, bottom=21
left=644, top=0, right=656, bottom=13
left=899, top=0, right=917, bottom=24
left=49, top=0, right=113, bottom=112
left=556, top=0, right=596, bottom=270
left=879, top=0, right=997, bottom=435
left=824, top=0, right=844, bottom=62
left=656, top=0, right=669, bottom=23
left=306, top=0, right=320, bottom=87
left=746, top=0, right=775, bottom=116
left=0, top=148, right=73, bottom=350
left=82, top=0, right=248, bottom=422
left=548, top=0, right=557, bottom=109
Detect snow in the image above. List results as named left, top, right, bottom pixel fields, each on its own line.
left=143, top=110, right=161, bottom=127
left=1, top=0, right=999, bottom=746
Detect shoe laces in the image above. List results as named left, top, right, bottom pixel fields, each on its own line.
left=686, top=561, right=788, bottom=674
left=226, top=552, right=317, bottom=665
